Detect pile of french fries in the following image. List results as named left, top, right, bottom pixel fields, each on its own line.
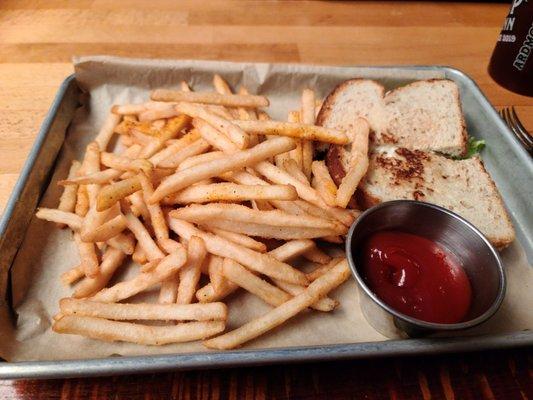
left=36, top=74, right=369, bottom=350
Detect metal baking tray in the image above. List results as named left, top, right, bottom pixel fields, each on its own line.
left=0, top=65, right=531, bottom=379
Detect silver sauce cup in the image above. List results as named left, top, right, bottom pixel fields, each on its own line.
left=346, top=200, right=506, bottom=338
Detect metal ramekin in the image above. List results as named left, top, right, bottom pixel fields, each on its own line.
left=346, top=200, right=506, bottom=338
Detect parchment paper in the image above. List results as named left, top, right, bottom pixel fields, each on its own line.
left=1, top=57, right=531, bottom=362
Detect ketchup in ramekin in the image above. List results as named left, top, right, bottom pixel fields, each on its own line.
left=360, top=231, right=472, bottom=324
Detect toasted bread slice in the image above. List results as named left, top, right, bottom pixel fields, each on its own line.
left=382, top=79, right=467, bottom=157
left=359, top=146, right=515, bottom=248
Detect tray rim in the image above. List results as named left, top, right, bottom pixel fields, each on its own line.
left=0, top=63, right=531, bottom=380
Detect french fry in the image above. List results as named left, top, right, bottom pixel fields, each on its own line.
left=111, top=104, right=147, bottom=115
left=91, top=245, right=186, bottom=303
left=56, top=161, right=81, bottom=227
left=282, top=159, right=308, bottom=185
left=138, top=172, right=169, bottom=241
left=171, top=204, right=342, bottom=231
left=158, top=276, right=179, bottom=304
left=273, top=279, right=337, bottom=312
left=82, top=213, right=128, bottom=243
left=101, top=152, right=153, bottom=173
left=232, top=120, right=349, bottom=145
left=61, top=264, right=85, bottom=286
left=158, top=237, right=181, bottom=254
left=35, top=208, right=82, bottom=231
left=95, top=113, right=121, bottom=151
left=59, top=169, right=122, bottom=186
left=303, top=246, right=332, bottom=264
left=336, top=118, right=370, bottom=209
left=97, top=177, right=141, bottom=211
left=306, top=258, right=344, bottom=281
left=82, top=142, right=101, bottom=208
left=301, top=89, right=316, bottom=180
left=73, top=247, right=126, bottom=298
left=157, top=139, right=211, bottom=169
left=177, top=151, right=225, bottom=171
left=60, top=298, right=227, bottom=321
left=203, top=260, right=350, bottom=349
left=75, top=185, right=89, bottom=217
left=74, top=232, right=99, bottom=277
left=206, top=228, right=267, bottom=253
left=213, top=74, right=233, bottom=95
left=150, top=137, right=296, bottom=203
left=151, top=89, right=269, bottom=108
left=168, top=219, right=308, bottom=285
left=196, top=281, right=239, bottom=303
left=132, top=242, right=147, bottom=265
left=237, top=86, right=258, bottom=122
left=287, top=111, right=303, bottom=169
left=175, top=102, right=249, bottom=149
left=166, top=183, right=297, bottom=204
left=207, top=255, right=226, bottom=294
left=53, top=316, right=225, bottom=345
left=128, top=191, right=151, bottom=221
left=106, top=233, right=135, bottom=255
left=222, top=258, right=291, bottom=306
left=149, top=130, right=201, bottom=167
left=193, top=118, right=239, bottom=154
left=311, top=160, right=338, bottom=207
left=176, top=236, right=207, bottom=304
left=125, top=213, right=165, bottom=261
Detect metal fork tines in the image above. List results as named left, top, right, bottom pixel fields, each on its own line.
left=499, top=106, right=533, bottom=155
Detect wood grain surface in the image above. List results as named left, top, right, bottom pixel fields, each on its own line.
left=0, top=1, right=531, bottom=398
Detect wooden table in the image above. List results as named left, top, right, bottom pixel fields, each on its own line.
left=0, top=1, right=531, bottom=398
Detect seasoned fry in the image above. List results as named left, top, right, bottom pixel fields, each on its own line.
left=150, top=137, right=296, bottom=203
left=60, top=298, right=227, bottom=321
left=82, top=213, right=128, bottom=243
left=168, top=219, right=308, bottom=285
left=303, top=246, right=332, bottom=264
left=97, top=177, right=141, bottom=211
left=283, top=159, right=308, bottom=185
left=177, top=151, right=225, bottom=171
left=101, top=152, right=153, bottom=173
left=75, top=185, right=89, bottom=217
left=157, top=139, right=211, bottom=169
left=336, top=118, right=370, bottom=208
left=74, top=247, right=126, bottom=298
left=56, top=161, right=81, bottom=227
left=138, top=172, right=169, bottom=241
left=59, top=168, right=122, bottom=186
left=232, top=120, right=349, bottom=145
left=74, top=232, right=100, bottom=277
left=176, top=236, right=207, bottom=304
left=91, top=245, right=186, bottom=303
left=175, top=102, right=249, bottom=149
left=206, top=228, right=267, bottom=253
left=193, top=118, right=240, bottom=154
left=82, top=142, right=101, bottom=207
left=128, top=191, right=151, bottom=221
left=166, top=183, right=297, bottom=204
left=207, top=255, right=226, bottom=294
left=125, top=213, right=165, bottom=261
left=311, top=160, right=338, bottom=207
left=53, top=316, right=225, bottom=345
left=132, top=242, right=147, bottom=265
left=152, top=89, right=269, bottom=108
left=203, top=260, right=350, bottom=349
left=36, top=208, right=82, bottom=230
left=61, top=264, right=85, bottom=286
left=301, top=89, right=316, bottom=180
left=149, top=130, right=201, bottom=166
left=95, top=113, right=121, bottom=151
left=106, top=233, right=135, bottom=255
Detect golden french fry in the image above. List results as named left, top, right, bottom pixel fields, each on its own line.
left=157, top=139, right=211, bottom=169
left=282, top=159, right=308, bottom=185
left=73, top=247, right=126, bottom=298
left=106, top=233, right=135, bottom=255
left=306, top=257, right=344, bottom=281
left=193, top=118, right=240, bottom=154
left=311, top=160, right=338, bottom=207
left=138, top=172, right=169, bottom=241
left=175, top=102, right=249, bottom=149
left=303, top=246, right=332, bottom=264
left=125, top=213, right=165, bottom=261
left=150, top=137, right=295, bottom=203
left=60, top=298, right=227, bottom=321
left=149, top=130, right=201, bottom=166
left=128, top=190, right=151, bottom=221
left=75, top=185, right=89, bottom=217
left=132, top=242, right=147, bottom=265
left=74, top=232, right=99, bottom=277
left=166, top=183, right=297, bottom=204
left=207, top=255, right=226, bottom=294
left=56, top=161, right=82, bottom=227
left=35, top=208, right=82, bottom=230
left=203, top=260, right=350, bottom=349
left=158, top=276, right=179, bottom=304
left=59, top=169, right=122, bottom=186
left=53, top=316, right=225, bottom=345
left=168, top=219, right=308, bottom=286
left=177, top=151, right=225, bottom=172
left=151, top=89, right=269, bottom=108
left=206, top=227, right=267, bottom=253
left=82, top=213, right=128, bottom=243
left=95, top=113, right=121, bottom=151
left=97, top=177, right=141, bottom=211
left=91, top=245, right=186, bottom=303
left=61, top=264, right=85, bottom=286
left=81, top=142, right=101, bottom=209
left=176, top=236, right=207, bottom=304
left=301, top=89, right=316, bottom=180
left=101, top=152, right=153, bottom=173
left=233, top=120, right=349, bottom=145
left=111, top=104, right=147, bottom=115
left=336, top=118, right=370, bottom=208
left=273, top=279, right=337, bottom=312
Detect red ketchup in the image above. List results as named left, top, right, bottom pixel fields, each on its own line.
left=360, top=231, right=472, bottom=324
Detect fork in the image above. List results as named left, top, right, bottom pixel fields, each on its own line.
left=499, top=106, right=533, bottom=155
